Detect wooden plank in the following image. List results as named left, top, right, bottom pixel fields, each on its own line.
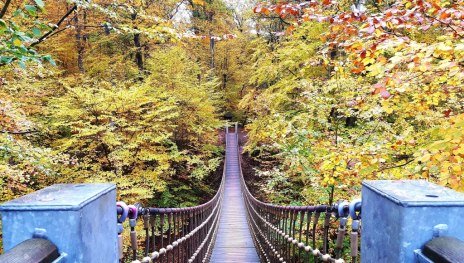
left=210, top=134, right=261, bottom=263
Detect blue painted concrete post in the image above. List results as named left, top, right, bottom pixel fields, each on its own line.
left=0, top=184, right=118, bottom=262
left=361, top=180, right=464, bottom=263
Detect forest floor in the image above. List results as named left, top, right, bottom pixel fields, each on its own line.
left=237, top=129, right=269, bottom=202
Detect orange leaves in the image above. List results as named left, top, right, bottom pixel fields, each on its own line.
left=372, top=82, right=391, bottom=99
left=439, top=10, right=451, bottom=19
left=253, top=3, right=304, bottom=19
left=351, top=64, right=365, bottom=74
left=322, top=0, right=331, bottom=5
left=286, top=25, right=296, bottom=34
left=192, top=0, right=206, bottom=6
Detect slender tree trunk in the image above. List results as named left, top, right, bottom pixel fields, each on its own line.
left=222, top=56, right=228, bottom=89
left=134, top=33, right=143, bottom=71
left=210, top=37, right=215, bottom=69
left=75, top=9, right=85, bottom=73
left=131, top=13, right=144, bottom=73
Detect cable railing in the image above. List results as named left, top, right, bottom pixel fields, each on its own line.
left=117, top=169, right=224, bottom=263
left=97, top=125, right=362, bottom=263
left=235, top=130, right=362, bottom=263
left=115, top=130, right=230, bottom=263
left=117, top=174, right=224, bottom=263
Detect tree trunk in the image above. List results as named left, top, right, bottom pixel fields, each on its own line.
left=134, top=32, right=143, bottom=71
left=210, top=37, right=215, bottom=69
left=75, top=9, right=85, bottom=73
left=131, top=13, right=144, bottom=73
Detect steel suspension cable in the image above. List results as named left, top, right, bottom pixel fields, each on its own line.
left=116, top=125, right=361, bottom=263
left=116, top=131, right=229, bottom=263
left=236, top=130, right=361, bottom=263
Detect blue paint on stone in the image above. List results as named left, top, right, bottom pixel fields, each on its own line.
left=361, top=180, right=464, bottom=263
left=0, top=184, right=118, bottom=263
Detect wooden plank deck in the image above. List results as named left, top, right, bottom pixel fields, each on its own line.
left=210, top=134, right=261, bottom=263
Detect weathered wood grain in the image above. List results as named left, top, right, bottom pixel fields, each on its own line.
left=210, top=134, right=260, bottom=263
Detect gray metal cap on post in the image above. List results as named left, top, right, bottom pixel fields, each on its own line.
left=361, top=180, right=464, bottom=263
left=0, top=184, right=118, bottom=263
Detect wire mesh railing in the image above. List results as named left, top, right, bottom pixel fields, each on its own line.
left=235, top=130, right=362, bottom=263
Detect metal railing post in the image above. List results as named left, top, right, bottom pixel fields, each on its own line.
left=361, top=180, right=464, bottom=263
left=0, top=184, right=118, bottom=262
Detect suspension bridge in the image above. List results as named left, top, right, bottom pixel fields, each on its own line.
left=112, top=128, right=358, bottom=263
left=1, top=125, right=464, bottom=263
left=209, top=132, right=260, bottom=262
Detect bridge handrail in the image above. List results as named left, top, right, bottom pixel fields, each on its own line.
left=116, top=125, right=230, bottom=263
left=235, top=129, right=359, bottom=263
left=123, top=169, right=225, bottom=263
left=422, top=236, right=464, bottom=263
left=0, top=238, right=66, bottom=263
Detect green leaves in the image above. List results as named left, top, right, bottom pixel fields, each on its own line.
left=42, top=55, right=56, bottom=66
left=31, top=27, right=41, bottom=37
left=0, top=19, right=7, bottom=32
left=0, top=2, right=54, bottom=68
left=24, top=5, right=38, bottom=16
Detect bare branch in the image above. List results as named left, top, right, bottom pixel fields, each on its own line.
left=31, top=5, right=78, bottom=47
left=1, top=130, right=39, bottom=135
left=0, top=0, right=12, bottom=19
left=378, top=159, right=415, bottom=172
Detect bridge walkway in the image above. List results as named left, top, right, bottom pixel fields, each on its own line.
left=209, top=133, right=260, bottom=263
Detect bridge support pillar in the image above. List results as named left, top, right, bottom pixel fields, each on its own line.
left=361, top=180, right=464, bottom=263
left=0, top=183, right=118, bottom=262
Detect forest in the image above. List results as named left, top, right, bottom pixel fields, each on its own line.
left=0, top=0, right=463, bottom=239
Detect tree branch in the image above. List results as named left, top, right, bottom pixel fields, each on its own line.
left=424, top=13, right=463, bottom=38
left=168, top=0, right=186, bottom=20
left=30, top=5, right=77, bottom=47
left=378, top=158, right=414, bottom=172
left=1, top=129, right=38, bottom=135
left=0, top=0, right=12, bottom=19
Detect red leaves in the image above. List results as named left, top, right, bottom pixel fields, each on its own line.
left=253, top=0, right=464, bottom=38
left=360, top=50, right=367, bottom=59
left=252, top=0, right=464, bottom=71
left=444, top=109, right=452, bottom=117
